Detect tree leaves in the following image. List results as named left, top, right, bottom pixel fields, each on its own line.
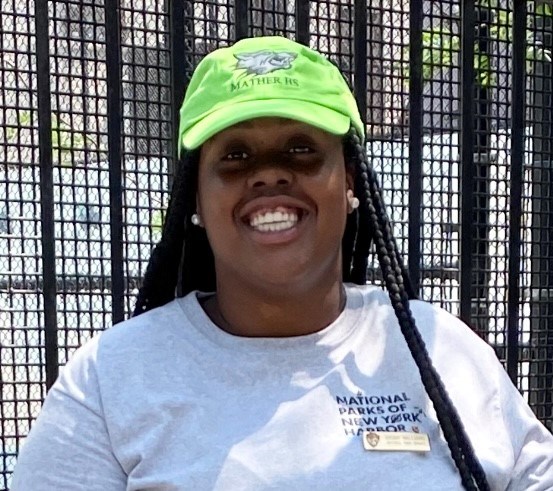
left=397, top=1, right=553, bottom=87
left=4, top=110, right=98, bottom=166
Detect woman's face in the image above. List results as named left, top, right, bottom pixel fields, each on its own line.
left=197, top=117, right=352, bottom=294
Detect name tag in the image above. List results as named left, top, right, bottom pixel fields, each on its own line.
left=363, top=431, right=431, bottom=452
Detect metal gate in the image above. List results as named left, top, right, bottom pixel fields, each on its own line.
left=1, top=0, right=552, bottom=488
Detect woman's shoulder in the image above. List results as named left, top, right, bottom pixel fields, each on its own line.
left=347, top=282, right=497, bottom=360
left=408, top=296, right=497, bottom=361
left=63, top=293, right=199, bottom=371
left=102, top=295, right=191, bottom=341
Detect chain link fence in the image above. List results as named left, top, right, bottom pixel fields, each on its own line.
left=1, top=0, right=552, bottom=488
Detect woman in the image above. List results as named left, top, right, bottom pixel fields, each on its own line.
left=11, top=36, right=553, bottom=491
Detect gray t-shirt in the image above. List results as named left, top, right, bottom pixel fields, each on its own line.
left=11, top=284, right=553, bottom=490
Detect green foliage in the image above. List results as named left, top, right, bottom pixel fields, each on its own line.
left=420, top=28, right=460, bottom=80
left=490, top=9, right=511, bottom=43
left=397, top=1, right=553, bottom=87
left=51, top=113, right=96, bottom=165
left=150, top=208, right=164, bottom=235
left=535, top=3, right=553, bottom=17
left=5, top=110, right=97, bottom=165
left=474, top=46, right=494, bottom=87
left=5, top=111, right=31, bottom=142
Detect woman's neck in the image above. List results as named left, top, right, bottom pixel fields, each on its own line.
left=201, top=281, right=346, bottom=337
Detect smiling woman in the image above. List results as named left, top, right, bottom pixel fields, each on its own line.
left=11, top=36, right=553, bottom=491
left=197, top=118, right=350, bottom=337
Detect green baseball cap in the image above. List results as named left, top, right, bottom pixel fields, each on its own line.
left=178, top=36, right=364, bottom=154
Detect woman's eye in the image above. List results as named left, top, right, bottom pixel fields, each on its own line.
left=223, top=151, right=249, bottom=160
left=288, top=146, right=312, bottom=154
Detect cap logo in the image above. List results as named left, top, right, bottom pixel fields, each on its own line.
left=234, top=50, right=297, bottom=75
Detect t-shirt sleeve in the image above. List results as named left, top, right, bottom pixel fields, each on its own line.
left=498, top=363, right=553, bottom=489
left=413, top=299, right=553, bottom=489
left=10, top=335, right=126, bottom=490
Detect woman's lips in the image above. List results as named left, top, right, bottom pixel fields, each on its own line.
left=248, top=206, right=300, bottom=232
left=238, top=196, right=310, bottom=244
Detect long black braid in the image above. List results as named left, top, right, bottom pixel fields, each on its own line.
left=344, top=129, right=489, bottom=491
left=133, top=130, right=490, bottom=490
left=133, top=149, right=199, bottom=315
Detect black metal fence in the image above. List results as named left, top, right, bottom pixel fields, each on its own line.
left=1, top=0, right=552, bottom=488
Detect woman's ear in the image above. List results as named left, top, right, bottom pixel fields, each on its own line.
left=346, top=172, right=359, bottom=214
left=346, top=170, right=354, bottom=192
left=192, top=194, right=204, bottom=227
left=196, top=194, right=202, bottom=216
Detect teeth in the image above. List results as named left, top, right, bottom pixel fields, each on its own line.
left=249, top=207, right=299, bottom=232
left=255, top=220, right=297, bottom=232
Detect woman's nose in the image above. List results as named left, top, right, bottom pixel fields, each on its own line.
left=246, top=164, right=294, bottom=189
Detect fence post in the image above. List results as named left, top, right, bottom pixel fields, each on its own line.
left=529, top=4, right=553, bottom=431
left=35, top=0, right=59, bottom=389
left=171, top=0, right=185, bottom=168
left=354, top=0, right=367, bottom=124
left=506, top=0, right=526, bottom=384
left=408, top=0, right=423, bottom=295
left=235, top=0, right=248, bottom=40
left=105, top=0, right=125, bottom=324
left=295, top=0, right=309, bottom=45
left=471, top=5, right=493, bottom=341
left=460, top=0, right=476, bottom=325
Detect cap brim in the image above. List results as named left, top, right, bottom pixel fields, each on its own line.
left=181, top=99, right=352, bottom=150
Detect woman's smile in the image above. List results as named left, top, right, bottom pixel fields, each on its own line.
left=247, top=206, right=300, bottom=232
left=197, top=117, right=350, bottom=292
left=239, top=197, right=309, bottom=245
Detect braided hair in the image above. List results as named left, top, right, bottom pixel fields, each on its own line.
left=133, top=129, right=490, bottom=491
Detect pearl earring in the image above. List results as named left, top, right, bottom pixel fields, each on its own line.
left=349, top=196, right=359, bottom=210
left=347, top=189, right=359, bottom=211
left=191, top=213, right=202, bottom=226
